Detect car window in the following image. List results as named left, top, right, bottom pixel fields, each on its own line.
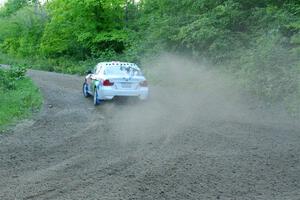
left=107, top=66, right=142, bottom=76
left=94, top=64, right=104, bottom=74
left=104, top=67, right=129, bottom=76
left=92, top=67, right=97, bottom=74
left=96, top=68, right=101, bottom=74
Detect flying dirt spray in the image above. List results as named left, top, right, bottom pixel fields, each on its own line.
left=101, top=53, right=298, bottom=144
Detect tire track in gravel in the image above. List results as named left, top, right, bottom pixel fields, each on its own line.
left=0, top=69, right=299, bottom=200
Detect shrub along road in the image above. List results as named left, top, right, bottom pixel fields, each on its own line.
left=0, top=65, right=42, bottom=129
left=0, top=69, right=299, bottom=200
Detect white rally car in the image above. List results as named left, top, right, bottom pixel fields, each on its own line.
left=82, top=61, right=149, bottom=105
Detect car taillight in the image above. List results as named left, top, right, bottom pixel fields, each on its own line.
left=139, top=80, right=148, bottom=87
left=103, top=79, right=114, bottom=86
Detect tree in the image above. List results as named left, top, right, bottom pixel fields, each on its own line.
left=40, top=0, right=129, bottom=58
left=0, top=0, right=28, bottom=17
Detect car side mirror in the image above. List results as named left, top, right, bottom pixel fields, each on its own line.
left=86, top=70, right=92, bottom=75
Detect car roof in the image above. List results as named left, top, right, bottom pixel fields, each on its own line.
left=96, top=61, right=140, bottom=71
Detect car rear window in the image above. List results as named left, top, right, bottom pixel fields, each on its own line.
left=104, top=66, right=142, bottom=76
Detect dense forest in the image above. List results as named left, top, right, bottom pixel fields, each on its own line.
left=0, top=0, right=299, bottom=113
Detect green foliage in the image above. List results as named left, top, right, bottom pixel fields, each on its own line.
left=0, top=77, right=42, bottom=128
left=0, top=5, right=47, bottom=57
left=0, top=64, right=42, bottom=129
left=40, top=0, right=129, bottom=58
left=175, top=1, right=244, bottom=60
left=0, top=0, right=28, bottom=17
left=236, top=35, right=299, bottom=102
left=0, top=66, right=27, bottom=90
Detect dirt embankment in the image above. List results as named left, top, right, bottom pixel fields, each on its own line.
left=0, top=55, right=299, bottom=200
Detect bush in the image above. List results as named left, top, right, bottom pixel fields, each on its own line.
left=0, top=65, right=26, bottom=90
left=0, top=77, right=42, bottom=128
left=234, top=34, right=300, bottom=113
left=0, top=64, right=42, bottom=128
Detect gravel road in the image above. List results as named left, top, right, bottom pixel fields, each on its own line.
left=0, top=67, right=299, bottom=200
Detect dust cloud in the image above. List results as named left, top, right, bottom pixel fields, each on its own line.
left=104, top=53, right=298, bottom=144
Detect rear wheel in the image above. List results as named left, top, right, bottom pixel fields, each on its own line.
left=83, top=82, right=91, bottom=97
left=94, top=88, right=100, bottom=105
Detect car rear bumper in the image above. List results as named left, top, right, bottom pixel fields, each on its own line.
left=98, top=87, right=149, bottom=100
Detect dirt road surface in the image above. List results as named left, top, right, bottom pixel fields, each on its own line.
left=0, top=67, right=299, bottom=200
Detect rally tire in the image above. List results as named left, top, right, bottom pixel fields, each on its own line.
left=83, top=82, right=91, bottom=97
left=94, top=88, right=100, bottom=106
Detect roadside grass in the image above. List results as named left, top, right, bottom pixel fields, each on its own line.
left=0, top=77, right=42, bottom=131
